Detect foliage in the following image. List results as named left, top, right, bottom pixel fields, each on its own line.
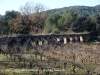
left=58, top=9, right=77, bottom=32
left=44, top=8, right=100, bottom=35
left=50, top=5, right=100, bottom=17
left=44, top=14, right=61, bottom=33
left=0, top=10, right=18, bottom=34
left=91, top=14, right=100, bottom=35
left=72, top=16, right=95, bottom=32
left=0, top=3, right=100, bottom=35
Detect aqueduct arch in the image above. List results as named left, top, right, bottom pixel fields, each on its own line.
left=0, top=33, right=93, bottom=51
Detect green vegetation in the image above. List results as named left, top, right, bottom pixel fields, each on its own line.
left=0, top=3, right=100, bottom=36
left=45, top=9, right=100, bottom=35
left=50, top=5, right=100, bottom=17
left=44, top=14, right=61, bottom=33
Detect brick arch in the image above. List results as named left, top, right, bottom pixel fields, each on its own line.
left=35, top=40, right=39, bottom=45
left=0, top=38, right=8, bottom=51
left=69, top=36, right=73, bottom=44
left=71, top=36, right=77, bottom=43
left=20, top=38, right=27, bottom=46
left=67, top=36, right=70, bottom=43
left=30, top=37, right=35, bottom=46
left=37, top=37, right=43, bottom=45
left=48, top=36, right=54, bottom=44
left=30, top=38, right=35, bottom=42
left=31, top=37, right=39, bottom=46
left=1, top=38, right=6, bottom=45
left=60, top=36, right=64, bottom=44
left=48, top=36, right=53, bottom=41
left=9, top=38, right=18, bottom=47
left=44, top=37, right=47, bottom=40
left=82, top=35, right=90, bottom=42
left=56, top=36, right=60, bottom=43
left=74, top=36, right=80, bottom=43
left=54, top=36, right=64, bottom=44
left=43, top=37, right=48, bottom=44
left=48, top=36, right=53, bottom=40
left=37, top=37, right=42, bottom=41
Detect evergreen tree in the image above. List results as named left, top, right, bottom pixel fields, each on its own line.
left=58, top=9, right=77, bottom=32
left=44, top=14, right=61, bottom=34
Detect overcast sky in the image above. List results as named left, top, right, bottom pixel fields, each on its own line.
left=0, top=0, right=100, bottom=15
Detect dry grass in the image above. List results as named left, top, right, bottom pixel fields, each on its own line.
left=0, top=43, right=100, bottom=75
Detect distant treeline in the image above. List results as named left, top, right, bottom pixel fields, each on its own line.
left=50, top=5, right=100, bottom=17
left=0, top=3, right=100, bottom=36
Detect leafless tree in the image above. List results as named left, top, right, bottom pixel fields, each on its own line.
left=19, top=2, right=48, bottom=35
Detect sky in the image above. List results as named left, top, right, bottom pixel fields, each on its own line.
left=0, top=0, right=100, bottom=15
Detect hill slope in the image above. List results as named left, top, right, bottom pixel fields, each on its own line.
left=49, top=5, right=100, bottom=16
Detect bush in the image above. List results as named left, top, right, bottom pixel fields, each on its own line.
left=52, top=28, right=60, bottom=34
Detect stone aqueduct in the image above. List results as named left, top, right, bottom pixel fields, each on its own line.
left=0, top=33, right=92, bottom=51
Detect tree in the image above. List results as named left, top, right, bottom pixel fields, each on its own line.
left=12, top=2, right=47, bottom=34
left=44, top=14, right=61, bottom=34
left=91, top=14, right=100, bottom=35
left=12, top=13, right=31, bottom=34
left=72, top=16, right=87, bottom=32
left=0, top=10, right=18, bottom=35
left=31, top=3, right=47, bottom=35
left=58, top=9, right=77, bottom=32
left=0, top=18, right=3, bottom=35
left=20, top=2, right=34, bottom=15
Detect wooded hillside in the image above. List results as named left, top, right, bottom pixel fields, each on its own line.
left=49, top=5, right=100, bottom=17
left=0, top=4, right=100, bottom=36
